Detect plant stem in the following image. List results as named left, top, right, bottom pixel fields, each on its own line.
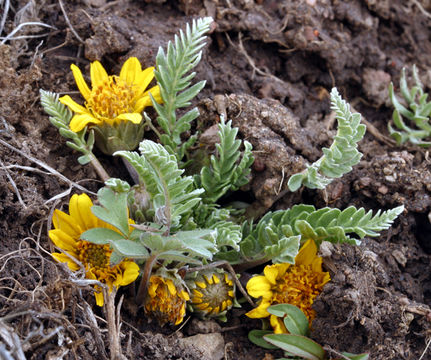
left=232, top=256, right=270, bottom=273
left=135, top=254, right=158, bottom=306
left=90, top=155, right=110, bottom=182
left=104, top=288, right=125, bottom=360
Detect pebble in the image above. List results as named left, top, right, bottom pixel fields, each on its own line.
left=179, top=333, right=225, bottom=360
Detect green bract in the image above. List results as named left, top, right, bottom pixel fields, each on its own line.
left=388, top=65, right=431, bottom=146
left=288, top=88, right=366, bottom=191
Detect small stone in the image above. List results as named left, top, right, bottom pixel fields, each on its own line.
left=179, top=333, right=225, bottom=360
left=392, top=249, right=407, bottom=267
left=378, top=185, right=388, bottom=194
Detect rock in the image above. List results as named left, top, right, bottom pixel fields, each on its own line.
left=179, top=333, right=225, bottom=360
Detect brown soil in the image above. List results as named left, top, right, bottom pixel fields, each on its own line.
left=1, top=0, right=431, bottom=359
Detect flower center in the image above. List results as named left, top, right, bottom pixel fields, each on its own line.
left=77, top=240, right=112, bottom=274
left=87, top=76, right=136, bottom=118
left=273, top=264, right=325, bottom=321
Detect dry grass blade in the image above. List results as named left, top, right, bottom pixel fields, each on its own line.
left=0, top=0, right=10, bottom=36
left=1, top=21, right=55, bottom=44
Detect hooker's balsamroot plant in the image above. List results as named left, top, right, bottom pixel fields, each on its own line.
left=42, top=16, right=403, bottom=359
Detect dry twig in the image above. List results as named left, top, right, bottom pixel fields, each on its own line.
left=58, top=0, right=84, bottom=44
left=1, top=21, right=55, bottom=44
left=0, top=138, right=94, bottom=195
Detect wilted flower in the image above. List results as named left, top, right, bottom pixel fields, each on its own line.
left=144, top=274, right=190, bottom=326
left=246, top=239, right=330, bottom=333
left=50, top=193, right=139, bottom=306
left=59, top=57, right=162, bottom=154
left=187, top=269, right=236, bottom=320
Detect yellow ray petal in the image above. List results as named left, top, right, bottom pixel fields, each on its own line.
left=70, top=64, right=91, bottom=100
left=295, top=239, right=317, bottom=266
left=166, top=279, right=177, bottom=296
left=246, top=276, right=272, bottom=299
left=118, top=261, right=140, bottom=286
left=181, top=291, right=190, bottom=301
left=270, top=314, right=288, bottom=334
left=263, top=264, right=287, bottom=285
left=49, top=229, right=77, bottom=253
left=119, top=57, right=142, bottom=85
left=245, top=300, right=271, bottom=318
left=94, top=290, right=104, bottom=306
left=59, top=95, right=88, bottom=115
left=148, top=280, right=158, bottom=298
left=69, top=114, right=101, bottom=132
left=136, top=86, right=161, bottom=112
left=68, top=194, right=97, bottom=231
left=90, top=61, right=109, bottom=88
left=51, top=252, right=80, bottom=271
left=52, top=209, right=81, bottom=237
left=115, top=112, right=142, bottom=124
left=134, top=66, right=155, bottom=92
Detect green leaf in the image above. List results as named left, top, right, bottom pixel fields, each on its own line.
left=156, top=250, right=202, bottom=265
left=81, top=228, right=124, bottom=245
left=248, top=330, right=278, bottom=350
left=264, top=235, right=301, bottom=264
left=267, top=304, right=309, bottom=336
left=116, top=140, right=204, bottom=229
left=263, top=334, right=325, bottom=360
left=91, top=187, right=130, bottom=237
left=111, top=239, right=149, bottom=258
left=388, top=66, right=431, bottom=146
left=288, top=88, right=365, bottom=191
left=238, top=204, right=403, bottom=262
left=341, top=353, right=369, bottom=360
left=40, top=90, right=95, bottom=161
left=152, top=17, right=213, bottom=160
left=198, top=117, right=254, bottom=203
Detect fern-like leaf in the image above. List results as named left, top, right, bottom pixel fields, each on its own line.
left=239, top=204, right=404, bottom=264
left=388, top=66, right=431, bottom=146
left=288, top=88, right=366, bottom=191
left=116, top=140, right=203, bottom=230
left=196, top=117, right=254, bottom=203
left=40, top=89, right=95, bottom=164
left=151, top=17, right=212, bottom=158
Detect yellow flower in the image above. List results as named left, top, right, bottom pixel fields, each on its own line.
left=59, top=57, right=162, bottom=132
left=246, top=239, right=330, bottom=334
left=144, top=275, right=190, bottom=326
left=49, top=193, right=139, bottom=306
left=187, top=269, right=236, bottom=320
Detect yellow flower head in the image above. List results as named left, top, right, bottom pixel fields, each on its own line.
left=59, top=57, right=162, bottom=132
left=144, top=275, right=190, bottom=326
left=49, top=193, right=139, bottom=306
left=246, top=239, right=330, bottom=334
left=187, top=269, right=236, bottom=320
